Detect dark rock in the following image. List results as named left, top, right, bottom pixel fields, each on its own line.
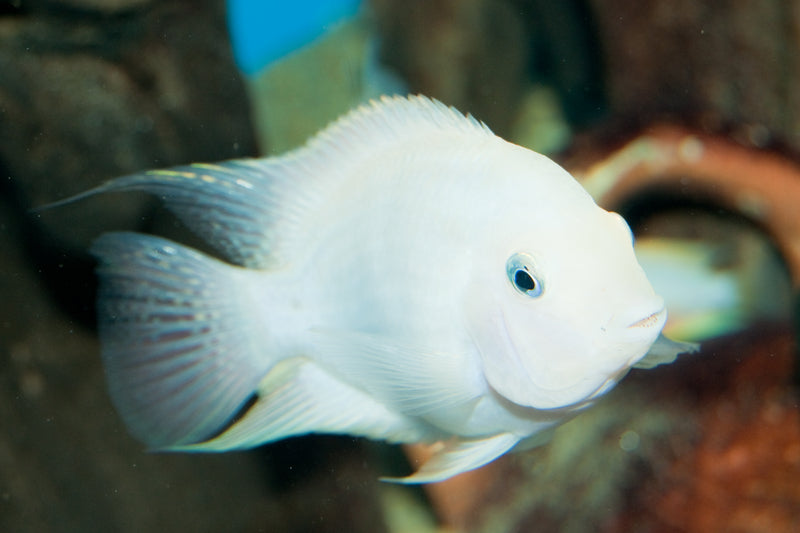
left=369, top=0, right=529, bottom=136
left=0, top=0, right=257, bottom=245
left=587, top=0, right=800, bottom=149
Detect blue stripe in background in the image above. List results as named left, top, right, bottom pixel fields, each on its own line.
left=227, top=0, right=363, bottom=75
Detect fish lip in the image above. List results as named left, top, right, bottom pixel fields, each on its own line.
left=626, top=305, right=667, bottom=330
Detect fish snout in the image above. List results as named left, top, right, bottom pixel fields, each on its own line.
left=597, top=300, right=668, bottom=371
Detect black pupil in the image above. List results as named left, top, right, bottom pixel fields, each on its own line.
left=514, top=269, right=536, bottom=291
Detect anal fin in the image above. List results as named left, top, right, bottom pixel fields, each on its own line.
left=174, top=357, right=435, bottom=452
left=382, top=432, right=520, bottom=484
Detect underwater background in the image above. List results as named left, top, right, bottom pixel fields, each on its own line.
left=2, top=0, right=800, bottom=531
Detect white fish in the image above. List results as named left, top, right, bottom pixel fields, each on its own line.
left=78, top=95, right=695, bottom=483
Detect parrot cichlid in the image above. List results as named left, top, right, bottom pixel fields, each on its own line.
left=62, top=95, right=697, bottom=483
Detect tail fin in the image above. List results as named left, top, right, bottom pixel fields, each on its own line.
left=91, top=232, right=271, bottom=448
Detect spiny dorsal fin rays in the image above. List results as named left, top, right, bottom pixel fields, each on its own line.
left=34, top=160, right=286, bottom=269
left=300, top=95, right=494, bottom=158
left=37, top=96, right=493, bottom=270
left=82, top=161, right=284, bottom=269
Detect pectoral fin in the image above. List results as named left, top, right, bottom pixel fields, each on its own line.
left=634, top=334, right=700, bottom=369
left=382, top=432, right=520, bottom=484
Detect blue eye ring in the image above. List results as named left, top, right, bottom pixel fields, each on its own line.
left=506, top=253, right=544, bottom=297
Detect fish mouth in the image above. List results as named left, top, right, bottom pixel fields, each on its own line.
left=626, top=306, right=667, bottom=330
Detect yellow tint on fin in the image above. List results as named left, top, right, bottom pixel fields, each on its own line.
left=381, top=432, right=519, bottom=484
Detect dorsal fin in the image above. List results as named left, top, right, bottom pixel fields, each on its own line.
left=44, top=96, right=494, bottom=268
left=302, top=95, right=493, bottom=157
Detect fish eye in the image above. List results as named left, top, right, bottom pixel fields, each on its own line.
left=506, top=253, right=544, bottom=297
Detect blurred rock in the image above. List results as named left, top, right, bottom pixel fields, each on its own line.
left=588, top=0, right=800, bottom=149
left=0, top=0, right=257, bottom=248
left=370, top=0, right=800, bottom=154
left=0, top=0, right=260, bottom=322
left=614, top=327, right=800, bottom=532
left=368, top=0, right=529, bottom=136
left=23, top=0, right=153, bottom=12
left=368, top=0, right=609, bottom=140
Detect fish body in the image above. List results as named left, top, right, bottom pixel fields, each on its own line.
left=84, top=95, right=694, bottom=483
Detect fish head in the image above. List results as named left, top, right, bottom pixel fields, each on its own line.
left=465, top=148, right=666, bottom=411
